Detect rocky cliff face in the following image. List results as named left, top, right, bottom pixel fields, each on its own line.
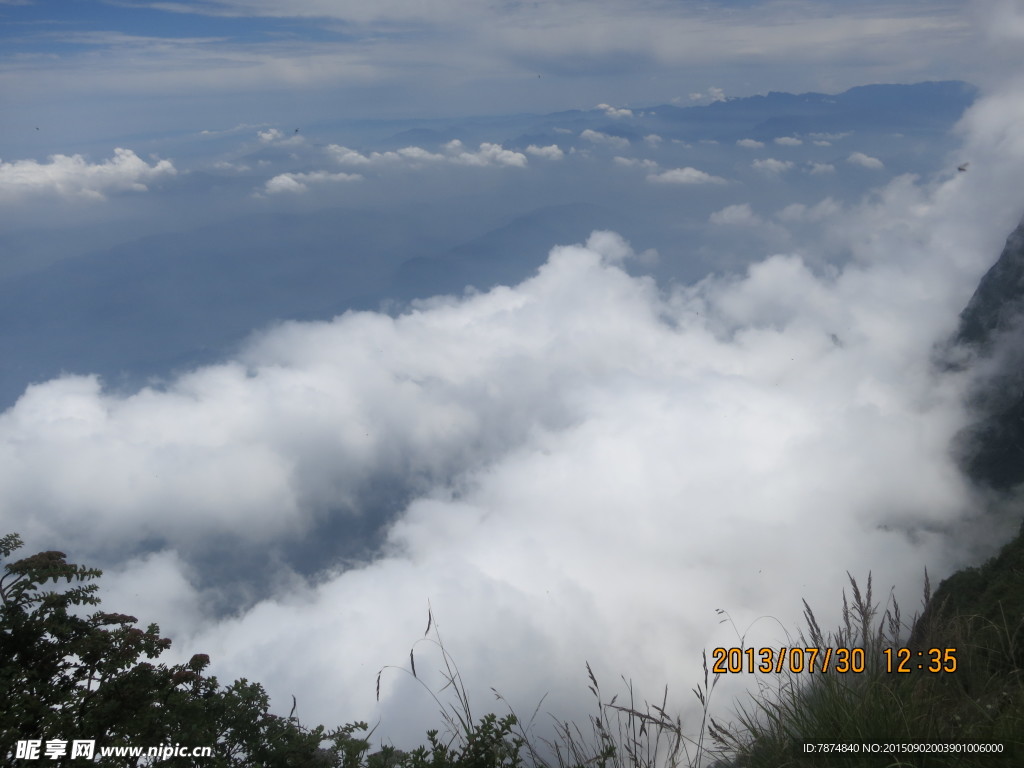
left=910, top=217, right=1024, bottom=656
left=952, top=218, right=1024, bottom=491
left=957, top=221, right=1024, bottom=350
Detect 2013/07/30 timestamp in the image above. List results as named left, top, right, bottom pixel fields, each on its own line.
left=710, top=647, right=958, bottom=674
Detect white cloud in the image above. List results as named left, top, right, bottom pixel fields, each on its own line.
left=525, top=144, right=564, bottom=160
left=200, top=122, right=264, bottom=137
left=580, top=129, right=630, bottom=149
left=445, top=140, right=527, bottom=167
left=325, top=141, right=526, bottom=169
left=689, top=86, right=727, bottom=103
left=596, top=103, right=633, bottom=118
left=9, top=147, right=1017, bottom=747
left=809, top=132, right=853, bottom=141
left=774, top=136, right=803, bottom=146
left=709, top=203, right=762, bottom=226
left=646, top=166, right=727, bottom=184
left=212, top=160, right=251, bottom=172
left=13, top=56, right=1024, bottom=741
left=262, top=170, right=363, bottom=194
left=326, top=145, right=404, bottom=165
left=258, top=128, right=284, bottom=143
left=256, top=127, right=305, bottom=146
left=776, top=197, right=842, bottom=223
left=0, top=148, right=176, bottom=201
left=643, top=134, right=662, bottom=147
left=7, top=20, right=1024, bottom=757
left=613, top=156, right=658, bottom=170
left=752, top=157, right=794, bottom=174
left=737, top=138, right=765, bottom=148
left=813, top=140, right=832, bottom=146
left=807, top=162, right=836, bottom=175
left=847, top=152, right=885, bottom=169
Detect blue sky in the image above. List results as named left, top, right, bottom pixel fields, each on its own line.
left=4, top=0, right=1024, bottom=759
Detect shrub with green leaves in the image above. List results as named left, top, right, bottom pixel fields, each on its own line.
left=0, top=532, right=373, bottom=766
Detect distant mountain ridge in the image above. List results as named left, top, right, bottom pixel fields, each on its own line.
left=653, top=81, right=976, bottom=121
left=368, top=80, right=978, bottom=149
left=650, top=81, right=978, bottom=140
left=0, top=80, right=981, bottom=411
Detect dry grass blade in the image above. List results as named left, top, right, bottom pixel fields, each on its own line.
left=842, top=588, right=852, bottom=645
left=801, top=598, right=825, bottom=651
left=586, top=662, right=600, bottom=694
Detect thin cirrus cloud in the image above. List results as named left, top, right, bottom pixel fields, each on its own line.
left=0, top=148, right=176, bottom=201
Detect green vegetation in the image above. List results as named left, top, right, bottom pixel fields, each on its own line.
left=0, top=532, right=378, bottom=767
left=2, top=527, right=1022, bottom=767
left=707, top=560, right=1024, bottom=767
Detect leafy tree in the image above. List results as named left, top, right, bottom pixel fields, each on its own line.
left=1, top=533, right=537, bottom=768
left=0, top=532, right=373, bottom=766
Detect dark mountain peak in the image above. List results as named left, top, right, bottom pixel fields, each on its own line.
left=950, top=215, right=1024, bottom=491
left=956, top=218, right=1024, bottom=349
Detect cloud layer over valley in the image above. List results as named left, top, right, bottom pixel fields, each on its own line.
left=4, top=1, right=1024, bottom=754
left=3, top=77, right=1024, bottom=747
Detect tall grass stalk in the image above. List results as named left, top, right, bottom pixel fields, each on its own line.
left=372, top=571, right=1022, bottom=768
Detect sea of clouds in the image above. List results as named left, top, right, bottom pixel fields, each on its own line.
left=3, top=73, right=1024, bottom=756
